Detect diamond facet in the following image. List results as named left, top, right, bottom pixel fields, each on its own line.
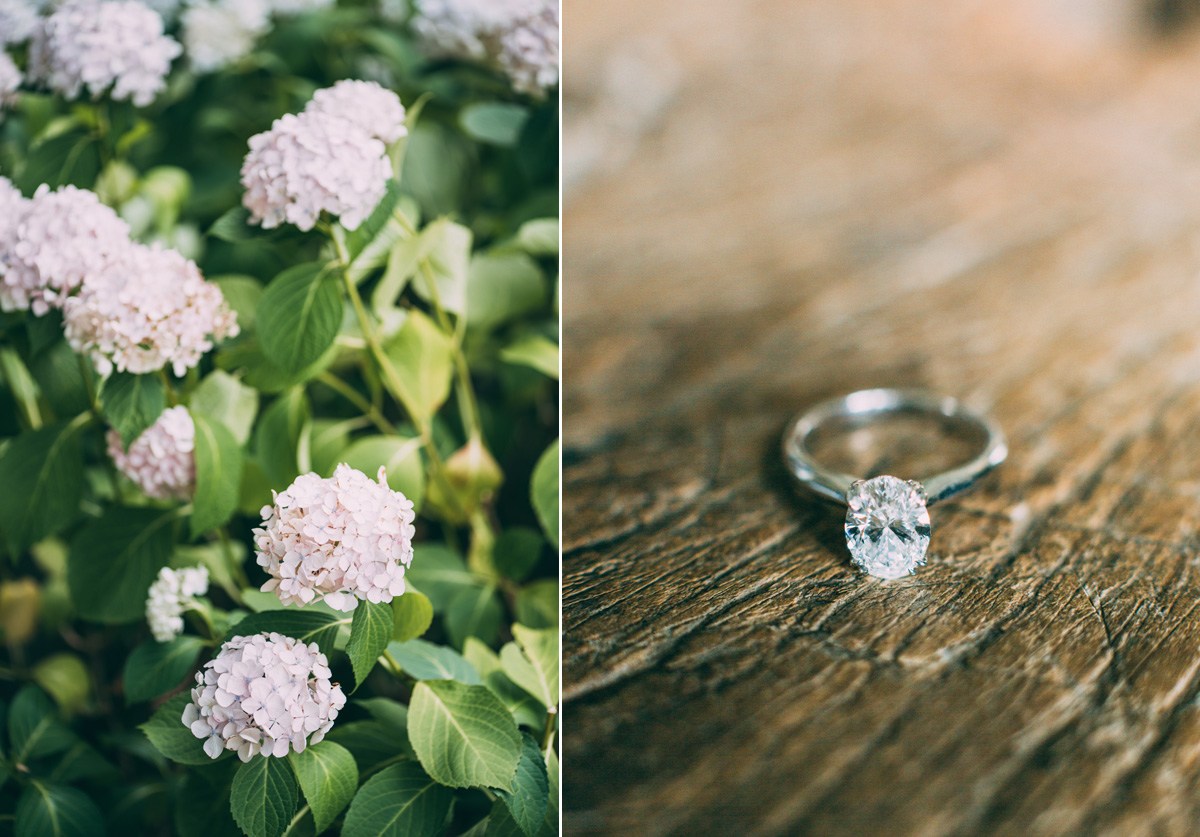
left=844, top=475, right=931, bottom=579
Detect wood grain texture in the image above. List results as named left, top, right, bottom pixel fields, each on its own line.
left=562, top=1, right=1200, bottom=835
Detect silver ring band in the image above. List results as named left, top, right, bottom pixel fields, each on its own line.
left=783, top=388, right=1007, bottom=505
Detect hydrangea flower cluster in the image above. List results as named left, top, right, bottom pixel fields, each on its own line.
left=29, top=0, right=181, bottom=107
left=411, top=0, right=559, bottom=94
left=254, top=464, right=416, bottom=612
left=269, top=0, right=332, bottom=13
left=0, top=0, right=40, bottom=47
left=183, top=632, right=346, bottom=760
left=0, top=182, right=238, bottom=375
left=178, top=0, right=331, bottom=74
left=0, top=176, right=24, bottom=222
left=240, top=81, right=405, bottom=231
left=63, top=242, right=239, bottom=376
left=145, top=564, right=209, bottom=642
left=0, top=184, right=130, bottom=316
left=181, top=0, right=269, bottom=73
left=306, top=79, right=409, bottom=144
left=0, top=52, right=20, bottom=112
left=107, top=406, right=196, bottom=500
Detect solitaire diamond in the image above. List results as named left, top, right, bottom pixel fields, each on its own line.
left=844, top=476, right=931, bottom=579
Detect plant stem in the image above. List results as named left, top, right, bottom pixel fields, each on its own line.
left=315, top=371, right=398, bottom=435
left=418, top=260, right=482, bottom=441
left=542, top=706, right=558, bottom=752
left=158, top=368, right=178, bottom=406
left=330, top=230, right=468, bottom=521
left=382, top=650, right=405, bottom=678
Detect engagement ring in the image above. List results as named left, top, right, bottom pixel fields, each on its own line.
left=783, top=388, right=1007, bottom=578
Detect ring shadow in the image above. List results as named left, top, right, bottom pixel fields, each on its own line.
left=760, top=420, right=852, bottom=562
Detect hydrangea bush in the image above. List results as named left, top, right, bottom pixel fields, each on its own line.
left=0, top=1, right=559, bottom=834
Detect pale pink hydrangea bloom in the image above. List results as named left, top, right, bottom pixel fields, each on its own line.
left=305, top=79, right=407, bottom=144
left=183, top=632, right=346, bottom=761
left=0, top=175, right=27, bottom=250
left=269, top=0, right=332, bottom=13
left=145, top=565, right=209, bottom=642
left=240, top=110, right=391, bottom=231
left=254, top=464, right=416, bottom=612
left=0, top=51, right=21, bottom=111
left=62, top=243, right=239, bottom=376
left=0, top=184, right=131, bottom=316
left=495, top=0, right=558, bottom=94
left=106, top=405, right=196, bottom=500
left=181, top=0, right=269, bottom=73
left=411, top=0, right=559, bottom=94
left=30, top=0, right=181, bottom=106
left=0, top=0, right=40, bottom=47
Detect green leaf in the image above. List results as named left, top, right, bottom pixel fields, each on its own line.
left=530, top=440, right=558, bottom=548
left=342, top=761, right=452, bottom=837
left=287, top=741, right=358, bottom=834
left=344, top=181, right=410, bottom=283
left=68, top=507, right=176, bottom=623
left=257, top=263, right=342, bottom=376
left=515, top=219, right=558, bottom=257
left=500, top=626, right=559, bottom=710
left=515, top=580, right=558, bottom=629
left=139, top=693, right=211, bottom=765
left=224, top=610, right=346, bottom=661
left=338, top=435, right=425, bottom=511
left=466, top=253, right=545, bottom=332
left=32, top=654, right=90, bottom=715
left=9, top=686, right=75, bottom=763
left=45, top=741, right=111, bottom=784
left=392, top=591, right=433, bottom=641
left=212, top=276, right=263, bottom=332
left=326, top=720, right=405, bottom=775
left=464, top=642, right=543, bottom=731
left=17, top=126, right=101, bottom=194
left=496, top=734, right=549, bottom=837
left=500, top=334, right=558, bottom=379
left=382, top=309, right=454, bottom=421
left=16, top=781, right=103, bottom=837
left=230, top=754, right=299, bottom=837
left=540, top=749, right=559, bottom=837
left=0, top=422, right=84, bottom=557
left=175, top=762, right=241, bottom=837
left=493, top=528, right=543, bottom=582
left=346, top=601, right=393, bottom=689
left=355, top=697, right=410, bottom=737
left=100, top=372, right=166, bottom=446
left=407, top=680, right=521, bottom=790
left=399, top=121, right=472, bottom=217
left=189, top=371, right=259, bottom=445
left=191, top=413, right=244, bottom=538
left=27, top=341, right=91, bottom=418
left=409, top=220, right=472, bottom=316
left=0, top=347, right=42, bottom=429
left=309, top=418, right=354, bottom=476
left=459, top=102, right=529, bottom=147
left=207, top=207, right=253, bottom=242
left=371, top=242, right=415, bottom=320
left=386, top=639, right=480, bottom=684
left=445, top=584, right=503, bottom=649
left=405, top=545, right=474, bottom=612
left=123, top=636, right=205, bottom=703
left=255, top=388, right=310, bottom=487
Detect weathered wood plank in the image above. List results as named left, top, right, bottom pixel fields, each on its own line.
left=563, top=1, right=1200, bottom=834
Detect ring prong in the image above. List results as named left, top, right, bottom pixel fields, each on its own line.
left=906, top=479, right=928, bottom=500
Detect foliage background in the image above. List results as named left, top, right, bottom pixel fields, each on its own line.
left=0, top=2, right=559, bottom=835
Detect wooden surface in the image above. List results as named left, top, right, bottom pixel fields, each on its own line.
left=562, top=2, right=1200, bottom=835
